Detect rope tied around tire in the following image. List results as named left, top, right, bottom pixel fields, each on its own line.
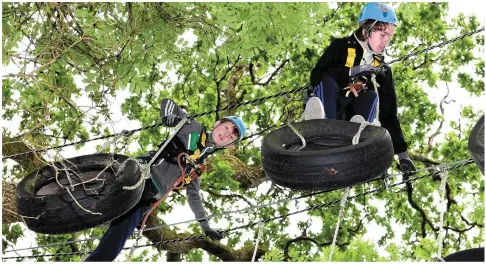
left=15, top=153, right=144, bottom=234
left=121, top=159, right=151, bottom=191
left=123, top=117, right=189, bottom=191
left=287, top=123, right=306, bottom=151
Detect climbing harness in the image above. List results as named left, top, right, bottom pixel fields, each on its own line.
left=137, top=152, right=206, bottom=235
left=123, top=117, right=188, bottom=191
left=344, top=76, right=368, bottom=97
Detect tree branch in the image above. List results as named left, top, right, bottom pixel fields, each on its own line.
left=2, top=181, right=21, bottom=224
left=426, top=83, right=448, bottom=149
left=205, top=187, right=254, bottom=207
left=404, top=180, right=438, bottom=238
left=143, top=214, right=267, bottom=261
left=408, top=152, right=441, bottom=167
left=284, top=235, right=349, bottom=261
left=249, top=59, right=289, bottom=86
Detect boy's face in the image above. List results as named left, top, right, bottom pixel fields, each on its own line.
left=212, top=121, right=239, bottom=147
left=367, top=23, right=395, bottom=54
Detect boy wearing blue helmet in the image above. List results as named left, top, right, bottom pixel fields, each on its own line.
left=307, top=2, right=415, bottom=174
left=86, top=98, right=246, bottom=261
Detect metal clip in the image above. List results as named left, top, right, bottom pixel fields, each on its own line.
left=121, top=130, right=134, bottom=137
left=380, top=172, right=390, bottom=190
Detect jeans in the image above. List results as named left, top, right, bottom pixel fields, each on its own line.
left=308, top=76, right=378, bottom=122
left=85, top=202, right=151, bottom=262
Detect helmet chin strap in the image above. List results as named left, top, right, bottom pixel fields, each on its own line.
left=365, top=20, right=380, bottom=54
left=365, top=39, right=379, bottom=54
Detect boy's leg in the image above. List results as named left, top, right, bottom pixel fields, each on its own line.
left=85, top=203, right=150, bottom=262
left=316, top=76, right=342, bottom=120
left=353, top=91, right=378, bottom=122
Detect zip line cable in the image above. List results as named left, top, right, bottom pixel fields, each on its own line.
left=2, top=28, right=483, bottom=161
left=2, top=159, right=473, bottom=259
left=387, top=28, right=484, bottom=65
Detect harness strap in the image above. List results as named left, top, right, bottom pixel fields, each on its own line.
left=138, top=152, right=206, bottom=234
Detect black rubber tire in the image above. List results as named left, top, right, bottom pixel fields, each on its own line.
left=261, top=119, right=394, bottom=191
left=468, top=115, right=484, bottom=174
left=16, top=153, right=144, bottom=234
left=443, top=247, right=484, bottom=262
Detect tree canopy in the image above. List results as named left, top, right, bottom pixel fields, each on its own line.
left=2, top=2, right=484, bottom=262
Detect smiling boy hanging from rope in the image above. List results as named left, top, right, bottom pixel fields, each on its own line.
left=85, top=98, right=246, bottom=262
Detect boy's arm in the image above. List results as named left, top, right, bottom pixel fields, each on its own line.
left=160, top=98, right=188, bottom=127
left=186, top=178, right=223, bottom=240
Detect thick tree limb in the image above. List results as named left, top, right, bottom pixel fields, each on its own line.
left=404, top=181, right=438, bottom=238
left=2, top=181, right=21, bottom=224
left=143, top=214, right=267, bottom=261
left=206, top=187, right=254, bottom=207
left=408, top=152, right=441, bottom=167
left=284, top=235, right=349, bottom=261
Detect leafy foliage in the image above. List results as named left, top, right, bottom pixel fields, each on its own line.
left=2, top=2, right=484, bottom=262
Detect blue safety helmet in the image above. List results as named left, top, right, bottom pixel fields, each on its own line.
left=358, top=2, right=397, bottom=26
left=221, top=116, right=246, bottom=142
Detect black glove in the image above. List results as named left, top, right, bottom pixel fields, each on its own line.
left=135, top=151, right=157, bottom=163
left=199, top=220, right=223, bottom=241
left=372, top=64, right=388, bottom=77
left=399, top=158, right=416, bottom=174
left=349, top=64, right=377, bottom=76
left=162, top=114, right=181, bottom=126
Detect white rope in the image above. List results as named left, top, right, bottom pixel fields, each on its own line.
left=252, top=221, right=265, bottom=262
left=127, top=235, right=142, bottom=260
left=328, top=187, right=349, bottom=261
left=19, top=212, right=46, bottom=220
left=352, top=121, right=371, bottom=145
left=370, top=73, right=380, bottom=125
left=123, top=162, right=152, bottom=191
left=287, top=123, right=306, bottom=151
left=436, top=166, right=449, bottom=260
